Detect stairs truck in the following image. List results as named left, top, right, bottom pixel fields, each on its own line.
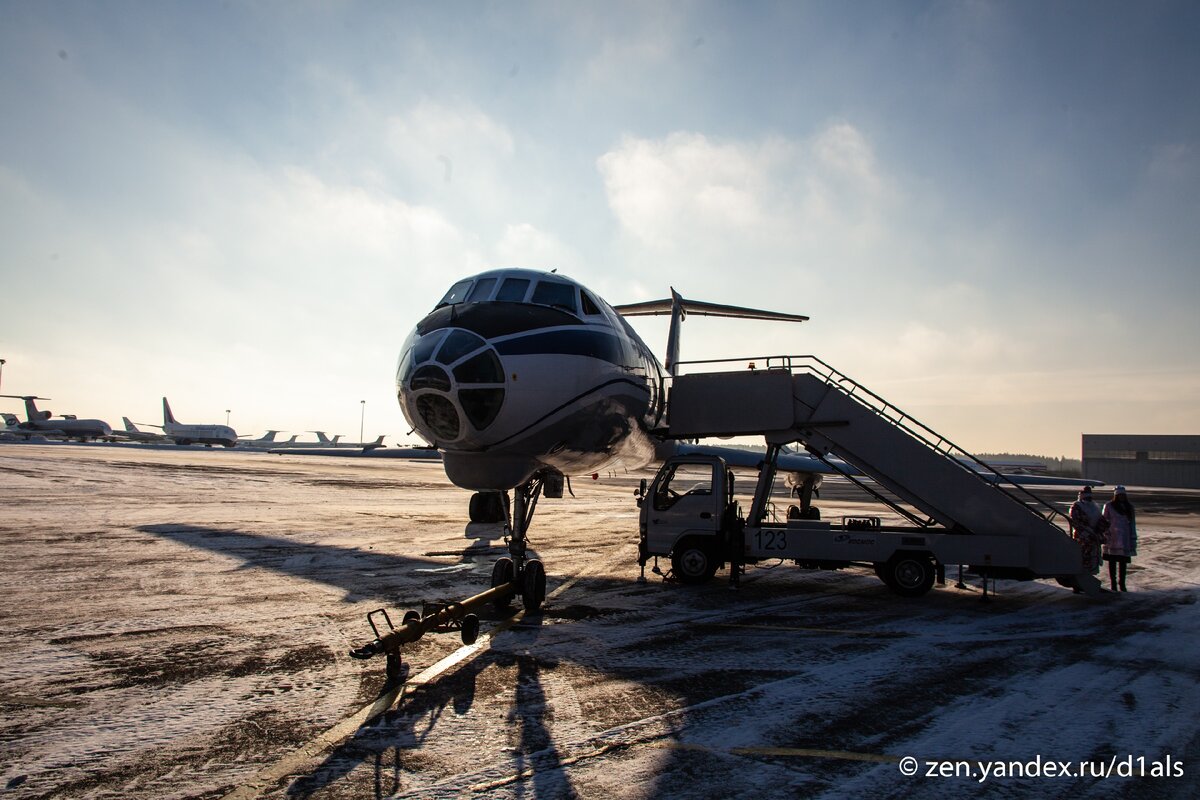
left=635, top=356, right=1100, bottom=597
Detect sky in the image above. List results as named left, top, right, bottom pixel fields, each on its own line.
left=1, top=1, right=1197, bottom=457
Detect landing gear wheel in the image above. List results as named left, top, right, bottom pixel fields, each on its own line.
left=461, top=613, right=480, bottom=645
left=491, top=557, right=515, bottom=611
left=522, top=558, right=546, bottom=612
left=402, top=609, right=421, bottom=626
left=671, top=537, right=718, bottom=585
left=884, top=553, right=936, bottom=597
left=469, top=491, right=507, bottom=524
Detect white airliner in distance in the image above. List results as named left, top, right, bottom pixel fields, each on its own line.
left=2, top=412, right=57, bottom=440
left=115, top=417, right=170, bottom=444
left=239, top=431, right=301, bottom=448
left=311, top=432, right=387, bottom=449
left=0, top=395, right=113, bottom=441
left=395, top=268, right=1101, bottom=609
left=239, top=430, right=283, bottom=445
left=161, top=398, right=237, bottom=447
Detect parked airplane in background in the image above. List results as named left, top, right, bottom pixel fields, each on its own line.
left=0, top=395, right=113, bottom=441
left=161, top=398, right=237, bottom=447
left=115, top=417, right=169, bottom=444
left=311, top=432, right=387, bottom=449
left=238, top=430, right=300, bottom=448
left=311, top=432, right=344, bottom=446
left=2, top=412, right=56, bottom=440
left=240, top=430, right=282, bottom=445
left=395, top=268, right=1100, bottom=610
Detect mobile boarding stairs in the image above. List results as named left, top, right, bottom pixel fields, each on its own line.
left=661, top=355, right=1101, bottom=596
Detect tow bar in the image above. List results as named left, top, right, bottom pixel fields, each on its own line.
left=348, top=581, right=517, bottom=683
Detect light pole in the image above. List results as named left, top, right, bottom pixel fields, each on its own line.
left=0, top=359, right=5, bottom=392
left=360, top=400, right=365, bottom=445
left=225, top=409, right=231, bottom=426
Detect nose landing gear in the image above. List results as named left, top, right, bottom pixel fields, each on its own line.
left=490, top=470, right=560, bottom=612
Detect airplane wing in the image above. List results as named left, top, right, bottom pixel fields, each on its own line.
left=1, top=427, right=68, bottom=439
left=673, top=442, right=847, bottom=475
left=672, top=442, right=1102, bottom=487
left=269, top=446, right=442, bottom=459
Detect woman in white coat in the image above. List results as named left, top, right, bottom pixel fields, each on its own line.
left=1102, top=485, right=1137, bottom=592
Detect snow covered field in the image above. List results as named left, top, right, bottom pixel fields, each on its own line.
left=1, top=444, right=1197, bottom=799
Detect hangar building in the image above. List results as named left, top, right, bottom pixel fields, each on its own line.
left=1082, top=434, right=1200, bottom=489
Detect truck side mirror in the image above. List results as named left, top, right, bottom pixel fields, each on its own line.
left=634, top=478, right=647, bottom=507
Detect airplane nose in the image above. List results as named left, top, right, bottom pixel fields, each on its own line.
left=397, top=327, right=506, bottom=443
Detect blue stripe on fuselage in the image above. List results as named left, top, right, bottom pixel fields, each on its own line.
left=494, top=329, right=625, bottom=365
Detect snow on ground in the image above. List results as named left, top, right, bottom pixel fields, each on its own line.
left=0, top=444, right=1197, bottom=799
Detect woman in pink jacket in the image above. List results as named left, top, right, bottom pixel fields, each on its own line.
left=1102, top=486, right=1138, bottom=592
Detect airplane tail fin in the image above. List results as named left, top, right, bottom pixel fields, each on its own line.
left=331, top=435, right=343, bottom=445
left=2, top=412, right=19, bottom=426
left=364, top=435, right=385, bottom=449
left=122, top=416, right=140, bottom=433
left=613, top=290, right=809, bottom=376
left=1, top=395, right=53, bottom=421
left=25, top=397, right=51, bottom=421
left=162, top=397, right=177, bottom=425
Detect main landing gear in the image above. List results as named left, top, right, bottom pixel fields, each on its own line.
left=475, top=470, right=561, bottom=614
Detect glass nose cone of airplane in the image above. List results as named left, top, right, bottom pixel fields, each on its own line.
left=396, top=327, right=506, bottom=444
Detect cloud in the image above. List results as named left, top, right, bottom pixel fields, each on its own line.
left=597, top=123, right=896, bottom=269
left=493, top=223, right=579, bottom=273
left=385, top=100, right=516, bottom=189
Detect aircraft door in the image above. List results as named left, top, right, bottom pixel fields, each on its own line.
left=646, top=460, right=722, bottom=555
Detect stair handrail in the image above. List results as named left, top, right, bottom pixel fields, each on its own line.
left=672, top=354, right=1070, bottom=530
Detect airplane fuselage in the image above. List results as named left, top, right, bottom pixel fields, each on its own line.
left=23, top=419, right=112, bottom=439
left=164, top=422, right=238, bottom=447
left=397, top=269, right=666, bottom=490
left=1, top=398, right=112, bottom=440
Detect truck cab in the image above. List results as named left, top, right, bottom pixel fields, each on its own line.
left=639, top=456, right=741, bottom=583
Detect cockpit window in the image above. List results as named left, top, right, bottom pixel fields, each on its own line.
left=496, top=278, right=530, bottom=302
left=531, top=281, right=578, bottom=314
left=466, top=278, right=496, bottom=302
left=412, top=330, right=446, bottom=365
left=581, top=291, right=602, bottom=316
left=437, top=279, right=473, bottom=308
left=436, top=330, right=486, bottom=365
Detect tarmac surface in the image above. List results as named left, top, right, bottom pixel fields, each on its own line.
left=1, top=444, right=1198, bottom=799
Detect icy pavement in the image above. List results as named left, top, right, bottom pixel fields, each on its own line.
left=1, top=444, right=1197, bottom=799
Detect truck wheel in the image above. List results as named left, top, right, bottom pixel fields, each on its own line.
left=671, top=537, right=718, bottom=584
left=884, top=553, right=935, bottom=597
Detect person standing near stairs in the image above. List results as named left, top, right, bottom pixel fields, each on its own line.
left=1069, top=485, right=1105, bottom=579
left=1102, top=486, right=1138, bottom=591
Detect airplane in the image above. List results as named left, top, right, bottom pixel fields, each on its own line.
left=310, top=432, right=387, bottom=449
left=239, top=430, right=301, bottom=448
left=0, top=395, right=113, bottom=441
left=240, top=430, right=283, bottom=445
left=2, top=412, right=58, bottom=440
left=161, top=397, right=238, bottom=447
left=395, top=268, right=1102, bottom=610
left=114, top=417, right=169, bottom=444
